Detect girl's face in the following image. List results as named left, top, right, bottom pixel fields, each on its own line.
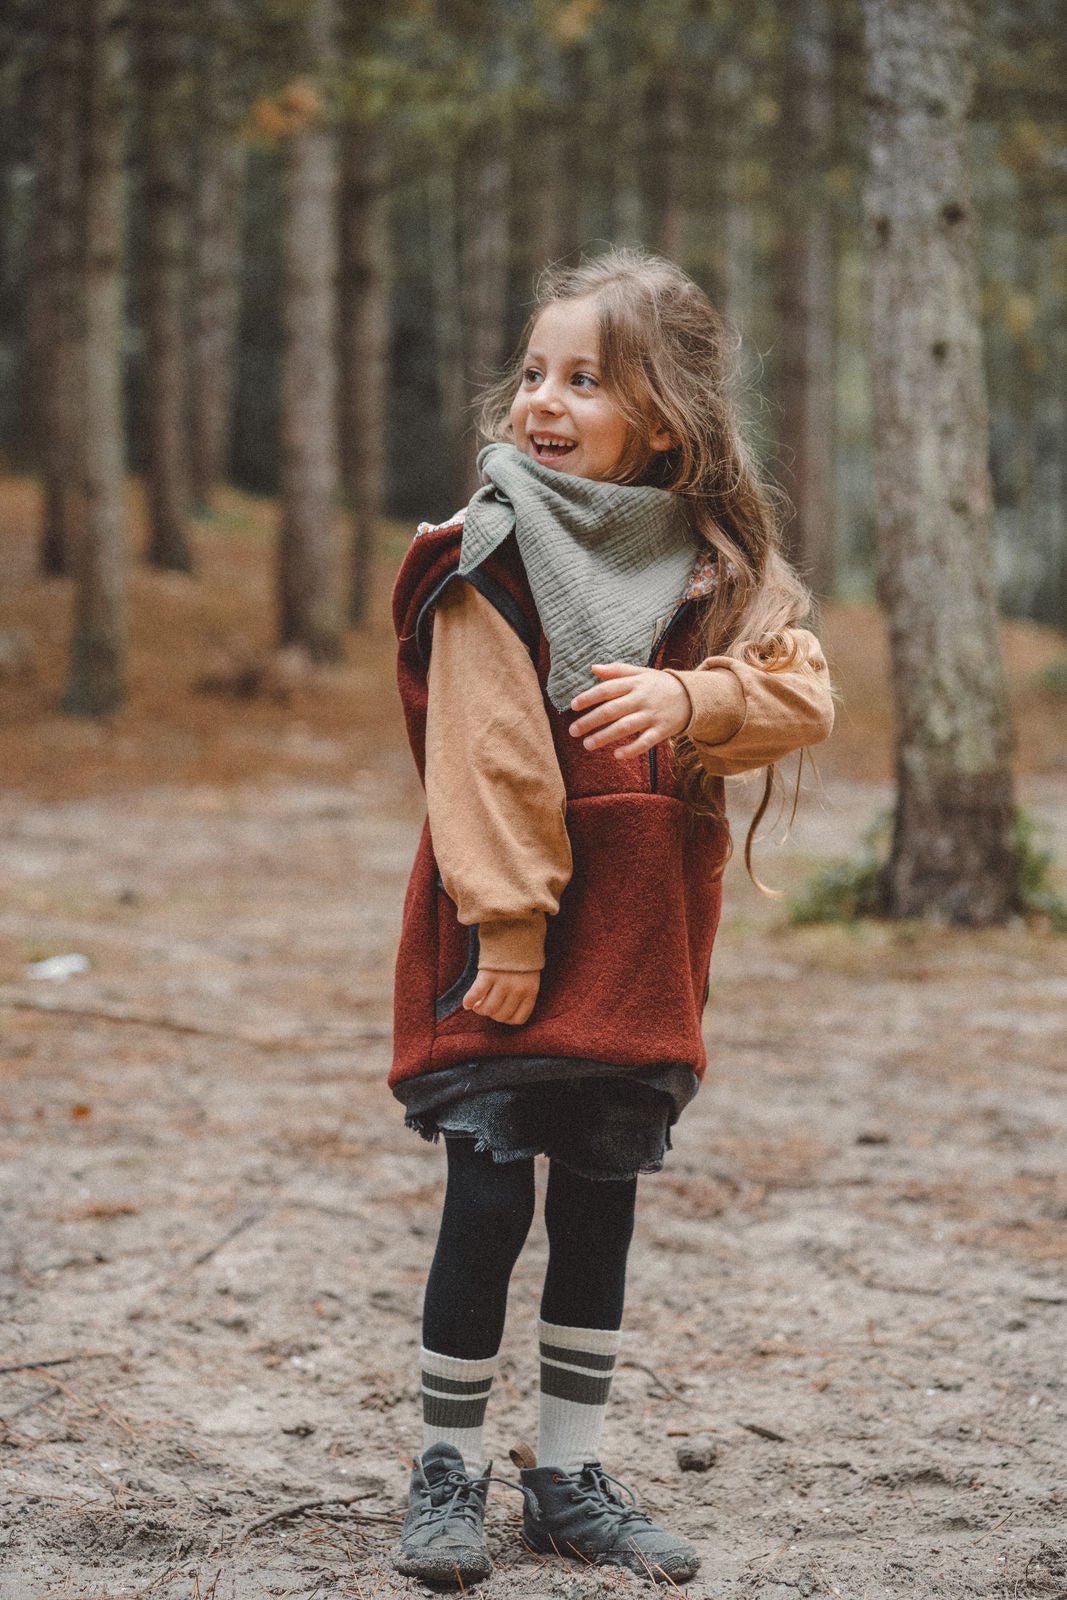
left=508, top=298, right=671, bottom=483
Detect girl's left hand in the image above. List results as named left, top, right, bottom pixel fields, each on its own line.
left=569, top=663, right=692, bottom=758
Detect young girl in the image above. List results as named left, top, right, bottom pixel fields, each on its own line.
left=388, top=248, right=834, bottom=1585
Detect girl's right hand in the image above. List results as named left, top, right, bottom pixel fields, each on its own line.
left=463, top=968, right=540, bottom=1025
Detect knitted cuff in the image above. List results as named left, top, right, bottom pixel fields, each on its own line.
left=477, top=912, right=547, bottom=972
left=663, top=664, right=747, bottom=747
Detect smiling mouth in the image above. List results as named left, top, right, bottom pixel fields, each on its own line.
left=531, top=434, right=577, bottom=461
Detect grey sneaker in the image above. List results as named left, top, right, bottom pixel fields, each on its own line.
left=392, top=1442, right=493, bottom=1585
left=520, top=1459, right=700, bottom=1583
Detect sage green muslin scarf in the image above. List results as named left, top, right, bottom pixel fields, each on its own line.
left=458, top=443, right=698, bottom=711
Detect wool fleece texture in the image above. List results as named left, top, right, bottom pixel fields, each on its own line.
left=390, top=514, right=729, bottom=1107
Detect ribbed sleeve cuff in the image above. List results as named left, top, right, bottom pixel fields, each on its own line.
left=477, top=912, right=547, bottom=972
left=663, top=665, right=747, bottom=747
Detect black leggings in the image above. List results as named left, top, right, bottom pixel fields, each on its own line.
left=422, top=1136, right=638, bottom=1359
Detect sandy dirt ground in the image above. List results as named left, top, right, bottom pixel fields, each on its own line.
left=1, top=757, right=1065, bottom=1600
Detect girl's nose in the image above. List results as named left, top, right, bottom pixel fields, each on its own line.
left=532, top=381, right=564, bottom=414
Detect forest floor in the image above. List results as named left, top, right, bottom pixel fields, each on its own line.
left=1, top=480, right=1066, bottom=1600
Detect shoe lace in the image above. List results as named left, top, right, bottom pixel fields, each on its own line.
left=414, top=1467, right=532, bottom=1534
left=570, top=1462, right=655, bottom=1533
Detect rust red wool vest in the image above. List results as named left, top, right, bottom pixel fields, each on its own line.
left=389, top=517, right=730, bottom=1099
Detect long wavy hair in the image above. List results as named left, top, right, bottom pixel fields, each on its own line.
left=477, top=248, right=814, bottom=880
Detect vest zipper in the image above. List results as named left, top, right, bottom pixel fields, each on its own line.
left=646, top=600, right=694, bottom=794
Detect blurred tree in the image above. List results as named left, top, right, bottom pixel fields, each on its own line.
left=29, top=0, right=81, bottom=577
left=339, top=122, right=389, bottom=626
left=863, top=0, right=1017, bottom=922
left=63, top=0, right=128, bottom=715
left=277, top=0, right=345, bottom=662
left=188, top=0, right=246, bottom=509
left=136, top=0, right=195, bottom=571
left=778, top=0, right=837, bottom=597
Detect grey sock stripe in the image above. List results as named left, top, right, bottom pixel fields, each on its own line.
left=540, top=1362, right=614, bottom=1407
left=539, top=1342, right=616, bottom=1373
left=421, top=1371, right=495, bottom=1396
left=422, top=1391, right=492, bottom=1430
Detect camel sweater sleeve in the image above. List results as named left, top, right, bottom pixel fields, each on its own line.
left=425, top=580, right=572, bottom=973
left=664, top=628, right=835, bottom=776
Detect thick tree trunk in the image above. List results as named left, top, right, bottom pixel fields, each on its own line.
left=30, top=0, right=83, bottom=577
left=715, top=58, right=755, bottom=337
left=611, top=67, right=646, bottom=247
left=188, top=0, right=245, bottom=508
left=862, top=0, right=1017, bottom=924
left=778, top=0, right=836, bottom=596
left=459, top=139, right=510, bottom=499
left=62, top=0, right=127, bottom=716
left=339, top=125, right=389, bottom=627
left=137, top=0, right=194, bottom=570
left=427, top=158, right=468, bottom=511
left=656, top=60, right=687, bottom=264
left=278, top=0, right=344, bottom=662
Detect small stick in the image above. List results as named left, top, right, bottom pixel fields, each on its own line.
left=737, top=1420, right=789, bottom=1443
left=620, top=1360, right=688, bottom=1403
left=238, top=1491, right=389, bottom=1544
left=0, top=1352, right=114, bottom=1376
left=0, top=994, right=388, bottom=1050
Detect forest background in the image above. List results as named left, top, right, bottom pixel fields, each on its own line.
left=1, top=2, right=1067, bottom=1597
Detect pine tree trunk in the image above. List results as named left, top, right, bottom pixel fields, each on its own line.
left=715, top=58, right=755, bottom=336
left=427, top=158, right=468, bottom=511
left=778, top=0, right=836, bottom=597
left=278, top=0, right=344, bottom=662
left=862, top=0, right=1017, bottom=924
left=656, top=61, right=687, bottom=263
left=339, top=125, right=389, bottom=627
left=188, top=0, right=245, bottom=509
left=30, top=0, right=83, bottom=577
left=62, top=0, right=127, bottom=716
left=137, top=0, right=194, bottom=570
left=459, top=139, right=510, bottom=499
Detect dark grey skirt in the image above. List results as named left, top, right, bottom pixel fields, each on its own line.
left=400, top=1058, right=698, bottom=1182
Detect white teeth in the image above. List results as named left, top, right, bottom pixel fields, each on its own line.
left=532, top=435, right=574, bottom=449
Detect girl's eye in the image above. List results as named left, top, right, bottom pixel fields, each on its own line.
left=523, top=367, right=542, bottom=385
left=572, top=372, right=598, bottom=390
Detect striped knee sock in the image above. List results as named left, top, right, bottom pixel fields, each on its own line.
left=420, top=1346, right=498, bottom=1468
left=537, top=1319, right=621, bottom=1473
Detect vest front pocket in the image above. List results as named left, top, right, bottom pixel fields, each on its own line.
left=434, top=877, right=481, bottom=1020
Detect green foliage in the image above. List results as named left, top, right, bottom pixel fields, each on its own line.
left=789, top=813, right=889, bottom=926
left=1013, top=808, right=1067, bottom=929
left=1037, top=657, right=1067, bottom=696
left=789, top=808, right=1067, bottom=930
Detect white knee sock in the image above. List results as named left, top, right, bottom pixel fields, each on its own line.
left=537, top=1319, right=621, bottom=1473
left=420, top=1346, right=498, bottom=1468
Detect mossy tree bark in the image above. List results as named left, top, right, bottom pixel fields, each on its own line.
left=778, top=0, right=836, bottom=598
left=62, top=0, right=127, bottom=716
left=862, top=0, right=1017, bottom=923
left=189, top=0, right=245, bottom=510
left=277, top=0, right=344, bottom=663
left=137, top=0, right=195, bottom=572
left=30, top=0, right=83, bottom=578
left=339, top=126, right=389, bottom=628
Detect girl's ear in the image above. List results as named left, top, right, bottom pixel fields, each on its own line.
left=649, top=423, right=675, bottom=454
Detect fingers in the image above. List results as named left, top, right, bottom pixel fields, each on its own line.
left=570, top=676, right=635, bottom=716
left=462, top=970, right=540, bottom=1025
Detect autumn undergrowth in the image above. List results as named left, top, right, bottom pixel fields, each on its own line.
left=790, top=807, right=1067, bottom=930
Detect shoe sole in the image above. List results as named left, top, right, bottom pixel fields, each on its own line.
left=392, top=1549, right=493, bottom=1585
left=523, top=1527, right=699, bottom=1584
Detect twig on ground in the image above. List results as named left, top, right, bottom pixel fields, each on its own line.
left=0, top=1352, right=115, bottom=1376
left=0, top=992, right=388, bottom=1049
left=620, top=1360, right=688, bottom=1402
left=737, top=1419, right=789, bottom=1442
left=238, top=1490, right=394, bottom=1545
